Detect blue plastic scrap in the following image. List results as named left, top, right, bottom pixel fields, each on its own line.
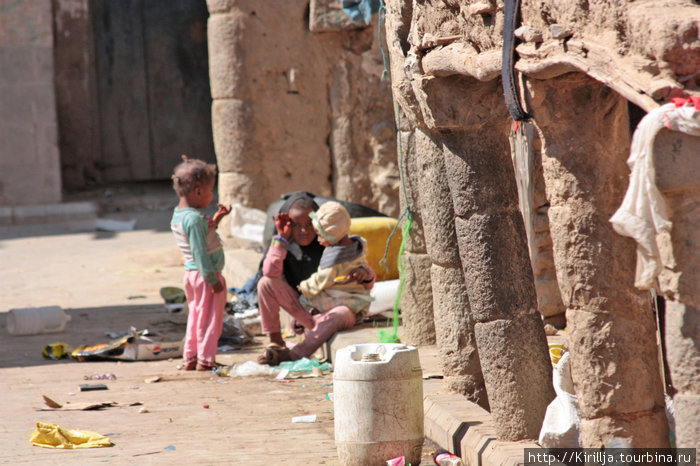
left=341, top=0, right=381, bottom=25
left=276, top=357, right=330, bottom=372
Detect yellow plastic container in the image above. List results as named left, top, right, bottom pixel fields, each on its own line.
left=549, top=343, right=566, bottom=367
left=349, top=217, right=402, bottom=282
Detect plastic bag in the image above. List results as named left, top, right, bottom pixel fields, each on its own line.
left=368, top=279, right=399, bottom=315
left=223, top=361, right=277, bottom=377
left=277, top=357, right=330, bottom=372
left=538, top=351, right=582, bottom=448
left=30, top=422, right=112, bottom=449
left=229, top=203, right=267, bottom=250
left=42, top=342, right=73, bottom=360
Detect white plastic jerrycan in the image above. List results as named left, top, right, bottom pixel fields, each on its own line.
left=7, top=306, right=71, bottom=336
left=333, top=343, right=424, bottom=466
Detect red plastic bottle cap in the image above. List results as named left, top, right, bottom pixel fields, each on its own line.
left=203, top=404, right=209, bottom=409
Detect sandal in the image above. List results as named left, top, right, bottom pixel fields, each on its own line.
left=257, top=344, right=292, bottom=366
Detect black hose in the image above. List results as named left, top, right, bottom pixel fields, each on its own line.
left=502, top=0, right=530, bottom=121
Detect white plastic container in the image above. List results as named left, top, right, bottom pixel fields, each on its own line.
left=7, top=306, right=71, bottom=336
left=333, top=343, right=424, bottom=466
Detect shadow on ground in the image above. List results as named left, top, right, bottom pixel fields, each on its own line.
left=0, top=210, right=175, bottom=241
left=0, top=304, right=262, bottom=369
left=0, top=181, right=194, bottom=241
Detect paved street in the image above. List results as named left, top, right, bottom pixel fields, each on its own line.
left=0, top=193, right=440, bottom=464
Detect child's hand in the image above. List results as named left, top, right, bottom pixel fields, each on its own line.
left=296, top=284, right=310, bottom=298
left=273, top=212, right=292, bottom=240
left=212, top=281, right=225, bottom=294
left=212, top=204, right=232, bottom=227
left=347, top=266, right=373, bottom=284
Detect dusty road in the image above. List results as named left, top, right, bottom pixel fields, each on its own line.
left=0, top=194, right=439, bottom=465
left=0, top=202, right=344, bottom=464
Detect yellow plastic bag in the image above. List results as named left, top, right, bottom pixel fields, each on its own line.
left=29, top=422, right=112, bottom=449
left=42, top=342, right=73, bottom=360
left=160, top=286, right=186, bottom=303
left=549, top=343, right=566, bottom=367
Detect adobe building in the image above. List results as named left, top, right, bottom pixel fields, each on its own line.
left=4, top=0, right=698, bottom=454
left=0, top=0, right=216, bottom=212
left=1, top=0, right=398, bottom=223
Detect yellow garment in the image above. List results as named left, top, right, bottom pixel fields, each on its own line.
left=30, top=422, right=112, bottom=449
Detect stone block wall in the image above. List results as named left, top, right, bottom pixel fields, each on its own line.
left=0, top=0, right=61, bottom=206
left=207, top=0, right=399, bottom=225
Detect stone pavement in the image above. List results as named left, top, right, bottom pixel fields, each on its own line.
left=0, top=186, right=549, bottom=465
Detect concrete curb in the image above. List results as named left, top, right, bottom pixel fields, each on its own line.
left=0, top=201, right=97, bottom=225
left=423, top=380, right=543, bottom=465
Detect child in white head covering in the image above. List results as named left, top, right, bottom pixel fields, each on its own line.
left=298, top=201, right=373, bottom=315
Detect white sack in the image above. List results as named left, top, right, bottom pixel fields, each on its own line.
left=538, top=351, right=583, bottom=448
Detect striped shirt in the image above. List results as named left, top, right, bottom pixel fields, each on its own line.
left=171, top=207, right=225, bottom=286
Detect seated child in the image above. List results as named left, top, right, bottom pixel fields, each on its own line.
left=298, top=201, right=373, bottom=317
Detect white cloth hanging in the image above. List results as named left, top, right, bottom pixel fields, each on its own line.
left=610, top=97, right=700, bottom=289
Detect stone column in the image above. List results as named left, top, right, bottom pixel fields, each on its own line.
left=397, top=127, right=436, bottom=345
left=415, top=128, right=486, bottom=407
left=533, top=205, right=567, bottom=329
left=207, top=1, right=263, bottom=234
left=655, top=128, right=700, bottom=453
left=528, top=73, right=669, bottom=447
left=442, top=126, right=554, bottom=440
left=384, top=0, right=435, bottom=346
left=384, top=0, right=552, bottom=439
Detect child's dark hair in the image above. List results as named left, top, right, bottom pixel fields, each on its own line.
left=172, top=155, right=217, bottom=197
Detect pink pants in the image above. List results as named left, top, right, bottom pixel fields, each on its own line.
left=183, top=271, right=227, bottom=366
left=257, top=276, right=356, bottom=360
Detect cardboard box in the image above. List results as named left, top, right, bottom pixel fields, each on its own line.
left=119, top=335, right=184, bottom=361
left=71, top=329, right=184, bottom=361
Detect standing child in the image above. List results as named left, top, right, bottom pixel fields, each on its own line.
left=297, top=201, right=373, bottom=320
left=170, top=156, right=231, bottom=371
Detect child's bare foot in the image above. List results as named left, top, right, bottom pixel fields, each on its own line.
left=196, top=363, right=214, bottom=372
left=268, top=331, right=286, bottom=348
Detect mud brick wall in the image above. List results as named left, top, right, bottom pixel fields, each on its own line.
left=0, top=0, right=61, bottom=206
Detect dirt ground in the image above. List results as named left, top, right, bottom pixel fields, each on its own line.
left=0, top=192, right=441, bottom=465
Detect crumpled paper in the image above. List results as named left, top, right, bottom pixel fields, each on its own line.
left=29, top=421, right=112, bottom=449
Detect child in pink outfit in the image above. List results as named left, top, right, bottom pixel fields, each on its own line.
left=170, top=156, right=231, bottom=371
left=257, top=194, right=375, bottom=365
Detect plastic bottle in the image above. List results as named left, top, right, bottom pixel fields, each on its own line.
left=434, top=451, right=464, bottom=466
left=7, top=306, right=71, bottom=336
